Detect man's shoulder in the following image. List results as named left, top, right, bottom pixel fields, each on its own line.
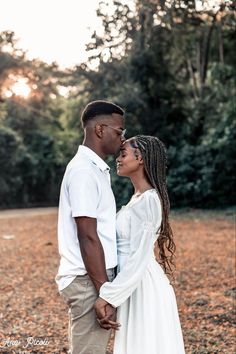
left=67, top=153, right=91, bottom=171
left=64, top=154, right=99, bottom=182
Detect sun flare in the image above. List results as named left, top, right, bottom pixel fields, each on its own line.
left=5, top=78, right=31, bottom=98
left=11, top=78, right=31, bottom=98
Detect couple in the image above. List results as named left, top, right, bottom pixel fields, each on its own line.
left=55, top=100, right=185, bottom=354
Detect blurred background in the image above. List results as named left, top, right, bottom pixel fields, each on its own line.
left=0, top=0, right=235, bottom=210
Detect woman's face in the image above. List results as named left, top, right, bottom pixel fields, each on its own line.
left=116, top=139, right=142, bottom=177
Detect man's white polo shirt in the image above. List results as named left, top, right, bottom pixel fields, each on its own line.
left=55, top=145, right=117, bottom=291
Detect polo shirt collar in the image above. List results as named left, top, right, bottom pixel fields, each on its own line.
left=78, top=145, right=110, bottom=172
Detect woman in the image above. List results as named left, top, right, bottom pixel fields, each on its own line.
left=95, top=135, right=185, bottom=354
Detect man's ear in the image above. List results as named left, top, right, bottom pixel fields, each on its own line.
left=94, top=124, right=103, bottom=138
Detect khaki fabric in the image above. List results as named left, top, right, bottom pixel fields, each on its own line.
left=60, top=269, right=115, bottom=354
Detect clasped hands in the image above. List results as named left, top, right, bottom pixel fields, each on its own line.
left=94, top=297, right=121, bottom=330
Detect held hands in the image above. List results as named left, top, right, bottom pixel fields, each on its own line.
left=94, top=297, right=121, bottom=330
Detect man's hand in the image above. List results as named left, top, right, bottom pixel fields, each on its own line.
left=94, top=297, right=120, bottom=330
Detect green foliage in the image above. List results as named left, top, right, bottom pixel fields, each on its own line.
left=0, top=125, right=28, bottom=205
left=0, top=1, right=235, bottom=208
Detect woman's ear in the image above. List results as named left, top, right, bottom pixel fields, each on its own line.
left=138, top=155, right=144, bottom=165
left=134, top=152, right=143, bottom=164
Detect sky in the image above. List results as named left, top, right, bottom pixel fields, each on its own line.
left=0, top=0, right=103, bottom=68
left=0, top=0, right=224, bottom=69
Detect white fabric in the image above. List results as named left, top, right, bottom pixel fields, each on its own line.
left=100, top=189, right=185, bottom=354
left=56, top=145, right=117, bottom=291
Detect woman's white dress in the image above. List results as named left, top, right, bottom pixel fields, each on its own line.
left=99, top=189, right=185, bottom=354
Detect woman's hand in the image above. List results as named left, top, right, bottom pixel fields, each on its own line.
left=94, top=297, right=121, bottom=330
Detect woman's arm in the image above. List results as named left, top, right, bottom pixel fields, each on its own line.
left=99, top=192, right=161, bottom=308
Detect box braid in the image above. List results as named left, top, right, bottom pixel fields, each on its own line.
left=131, top=135, right=176, bottom=277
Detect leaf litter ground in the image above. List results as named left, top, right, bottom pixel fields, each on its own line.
left=0, top=208, right=235, bottom=354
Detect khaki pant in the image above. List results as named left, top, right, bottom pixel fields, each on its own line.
left=60, top=269, right=115, bottom=354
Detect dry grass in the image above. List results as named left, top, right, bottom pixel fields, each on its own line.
left=0, top=208, right=235, bottom=354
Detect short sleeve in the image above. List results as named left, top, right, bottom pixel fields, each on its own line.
left=67, top=169, right=100, bottom=218
left=99, top=190, right=162, bottom=307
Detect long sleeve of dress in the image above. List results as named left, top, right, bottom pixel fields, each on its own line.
left=99, top=191, right=162, bottom=308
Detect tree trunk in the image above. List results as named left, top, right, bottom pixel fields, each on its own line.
left=218, top=21, right=224, bottom=64
left=201, top=10, right=220, bottom=85
left=187, top=57, right=199, bottom=101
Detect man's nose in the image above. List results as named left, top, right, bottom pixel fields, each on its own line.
left=120, top=136, right=126, bottom=143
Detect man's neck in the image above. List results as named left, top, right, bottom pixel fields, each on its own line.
left=82, top=140, right=106, bottom=160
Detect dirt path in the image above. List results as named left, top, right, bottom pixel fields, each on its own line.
left=0, top=207, right=57, bottom=219
left=0, top=209, right=235, bottom=353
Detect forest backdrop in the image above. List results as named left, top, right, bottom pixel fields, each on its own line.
left=0, top=0, right=235, bottom=210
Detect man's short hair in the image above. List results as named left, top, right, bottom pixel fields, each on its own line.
left=81, top=100, right=124, bottom=127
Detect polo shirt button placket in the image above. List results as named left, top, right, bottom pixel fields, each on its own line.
left=104, top=168, right=111, bottom=184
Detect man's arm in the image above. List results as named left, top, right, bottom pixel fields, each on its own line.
left=75, top=216, right=119, bottom=330
left=74, top=216, right=108, bottom=292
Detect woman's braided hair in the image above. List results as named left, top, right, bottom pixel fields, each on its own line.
left=130, top=135, right=176, bottom=277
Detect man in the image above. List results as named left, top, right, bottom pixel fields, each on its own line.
left=55, top=100, right=125, bottom=354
